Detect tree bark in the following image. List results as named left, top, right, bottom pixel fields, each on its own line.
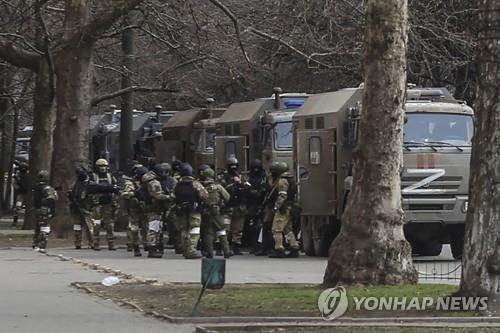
left=0, top=70, right=13, bottom=214
left=323, top=0, right=417, bottom=286
left=458, top=0, right=500, bottom=314
left=23, top=60, right=56, bottom=230
left=51, top=44, right=93, bottom=237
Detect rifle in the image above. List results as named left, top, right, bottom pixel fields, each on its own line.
left=250, top=183, right=278, bottom=227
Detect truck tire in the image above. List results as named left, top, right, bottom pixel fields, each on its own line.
left=301, top=219, right=315, bottom=256
left=449, top=225, right=464, bottom=260
left=312, top=219, right=336, bottom=257
left=416, top=241, right=443, bottom=257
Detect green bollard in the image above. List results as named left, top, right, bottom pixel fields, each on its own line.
left=191, top=258, right=226, bottom=316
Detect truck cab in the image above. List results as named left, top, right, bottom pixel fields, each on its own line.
left=294, top=87, right=473, bottom=258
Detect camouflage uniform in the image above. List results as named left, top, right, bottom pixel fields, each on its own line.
left=174, top=164, right=209, bottom=259
left=264, top=162, right=299, bottom=258
left=69, top=168, right=94, bottom=249
left=90, top=169, right=119, bottom=251
left=201, top=168, right=233, bottom=258
left=121, top=173, right=148, bottom=256
left=142, top=170, right=173, bottom=258
left=247, top=160, right=269, bottom=254
left=220, top=169, right=251, bottom=254
left=32, top=171, right=58, bottom=253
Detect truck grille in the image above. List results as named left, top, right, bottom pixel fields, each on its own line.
left=401, top=175, right=463, bottom=193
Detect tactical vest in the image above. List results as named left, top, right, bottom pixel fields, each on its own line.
left=284, top=176, right=297, bottom=202
left=175, top=179, right=198, bottom=205
left=33, top=184, right=53, bottom=209
left=92, top=172, right=113, bottom=205
left=160, top=177, right=176, bottom=194
left=204, top=181, right=221, bottom=206
left=136, top=180, right=153, bottom=204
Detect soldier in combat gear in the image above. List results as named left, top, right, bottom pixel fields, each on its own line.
left=32, top=170, right=58, bottom=253
left=69, top=166, right=94, bottom=249
left=200, top=167, right=233, bottom=258
left=247, top=159, right=270, bottom=255
left=220, top=157, right=250, bottom=255
left=121, top=164, right=148, bottom=256
left=141, top=164, right=174, bottom=258
left=264, top=162, right=300, bottom=258
left=90, top=159, right=119, bottom=251
left=174, top=162, right=209, bottom=259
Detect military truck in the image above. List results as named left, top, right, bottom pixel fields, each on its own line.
left=156, top=102, right=226, bottom=170
left=214, top=88, right=308, bottom=174
left=294, top=87, right=473, bottom=258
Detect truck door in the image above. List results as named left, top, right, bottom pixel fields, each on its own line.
left=297, top=129, right=336, bottom=215
left=214, top=136, right=249, bottom=173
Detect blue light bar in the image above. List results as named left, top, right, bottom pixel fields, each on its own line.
left=284, top=99, right=305, bottom=108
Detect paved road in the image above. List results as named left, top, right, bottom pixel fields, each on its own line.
left=0, top=248, right=195, bottom=333
left=51, top=245, right=461, bottom=285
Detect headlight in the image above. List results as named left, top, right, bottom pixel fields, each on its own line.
left=462, top=201, right=469, bottom=213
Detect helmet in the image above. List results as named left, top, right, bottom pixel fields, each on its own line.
left=172, top=160, right=182, bottom=172
left=270, top=161, right=288, bottom=175
left=200, top=167, right=215, bottom=180
left=152, top=164, right=166, bottom=178
left=95, top=158, right=109, bottom=167
left=37, top=170, right=49, bottom=182
left=179, top=162, right=194, bottom=177
left=134, top=166, right=148, bottom=179
left=226, top=157, right=238, bottom=167
left=161, top=162, right=172, bottom=173
left=250, top=159, right=263, bottom=171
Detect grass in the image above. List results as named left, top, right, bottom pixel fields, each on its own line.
left=215, top=328, right=500, bottom=333
left=77, top=282, right=478, bottom=318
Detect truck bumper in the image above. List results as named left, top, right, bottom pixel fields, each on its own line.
left=402, top=195, right=468, bottom=225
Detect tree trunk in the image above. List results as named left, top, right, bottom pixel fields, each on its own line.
left=119, top=12, right=136, bottom=172
left=323, top=0, right=417, bottom=286
left=0, top=70, right=13, bottom=214
left=458, top=0, right=500, bottom=314
left=23, top=60, right=56, bottom=230
left=0, top=112, right=13, bottom=214
left=51, top=45, right=93, bottom=237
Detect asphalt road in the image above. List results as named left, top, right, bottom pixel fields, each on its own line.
left=51, top=244, right=461, bottom=285
left=0, top=248, right=195, bottom=333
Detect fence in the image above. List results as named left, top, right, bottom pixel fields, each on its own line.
left=416, top=260, right=462, bottom=281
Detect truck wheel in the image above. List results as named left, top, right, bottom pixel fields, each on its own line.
left=312, top=220, right=333, bottom=257
left=449, top=225, right=464, bottom=260
left=417, top=241, right=443, bottom=257
left=301, top=219, right=315, bottom=256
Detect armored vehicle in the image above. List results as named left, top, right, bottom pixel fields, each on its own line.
left=214, top=88, right=308, bottom=174
left=156, top=104, right=226, bottom=170
left=294, top=87, right=473, bottom=258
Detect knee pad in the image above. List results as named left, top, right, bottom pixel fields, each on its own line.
left=190, top=227, right=200, bottom=235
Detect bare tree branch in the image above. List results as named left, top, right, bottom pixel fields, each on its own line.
left=206, top=0, right=253, bottom=66
left=0, top=40, right=41, bottom=71
left=91, top=86, right=178, bottom=106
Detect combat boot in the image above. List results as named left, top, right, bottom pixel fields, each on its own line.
left=232, top=243, right=243, bottom=255
left=75, top=245, right=82, bottom=250
left=108, top=243, right=116, bottom=251
left=12, top=216, right=18, bottom=227
left=268, top=249, right=286, bottom=258
left=220, top=236, right=233, bottom=258
left=287, top=248, right=300, bottom=258
left=133, top=245, right=142, bottom=257
left=215, top=242, right=223, bottom=256
left=93, top=243, right=101, bottom=251
left=126, top=244, right=133, bottom=252
left=147, top=246, right=163, bottom=258
left=184, top=252, right=202, bottom=259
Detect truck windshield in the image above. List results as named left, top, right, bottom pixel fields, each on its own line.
left=273, top=121, right=293, bottom=150
left=404, top=113, right=473, bottom=146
